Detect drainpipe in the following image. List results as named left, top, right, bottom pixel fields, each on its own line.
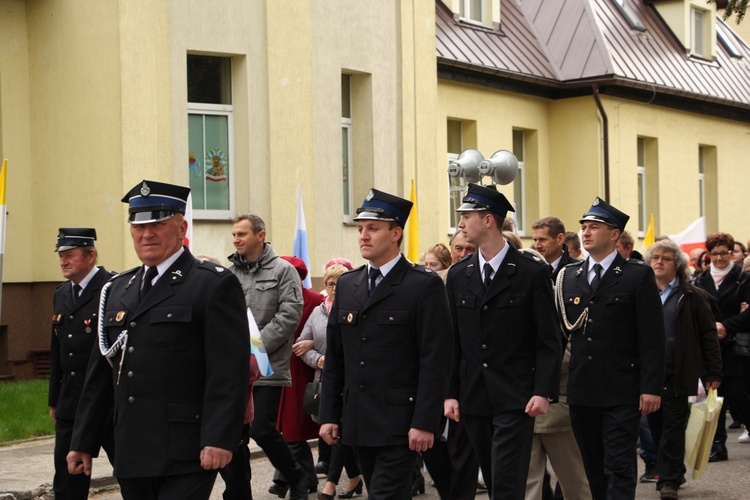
left=592, top=84, right=610, bottom=200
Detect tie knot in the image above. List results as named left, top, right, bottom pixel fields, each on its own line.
left=145, top=266, right=159, bottom=282
left=593, top=263, right=602, bottom=274
left=369, top=267, right=381, bottom=281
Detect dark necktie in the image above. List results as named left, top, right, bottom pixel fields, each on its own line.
left=483, top=263, right=493, bottom=290
left=140, top=266, right=159, bottom=300
left=591, top=263, right=602, bottom=291
left=368, top=267, right=381, bottom=296
left=549, top=264, right=555, bottom=278
left=72, top=284, right=82, bottom=304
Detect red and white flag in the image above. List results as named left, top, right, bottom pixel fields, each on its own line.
left=669, top=217, right=706, bottom=254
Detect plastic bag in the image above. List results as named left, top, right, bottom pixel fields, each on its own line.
left=685, top=388, right=723, bottom=479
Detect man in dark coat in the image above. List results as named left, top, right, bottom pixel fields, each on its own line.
left=49, top=228, right=115, bottom=499
left=644, top=238, right=721, bottom=500
left=67, top=180, right=249, bottom=500
left=444, top=183, right=562, bottom=500
left=319, top=188, right=453, bottom=499
left=556, top=197, right=665, bottom=500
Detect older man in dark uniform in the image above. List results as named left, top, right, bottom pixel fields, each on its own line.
left=67, top=180, right=249, bottom=500
left=49, top=228, right=115, bottom=500
left=556, top=197, right=665, bottom=500
left=319, top=188, right=453, bottom=499
left=443, top=183, right=562, bottom=500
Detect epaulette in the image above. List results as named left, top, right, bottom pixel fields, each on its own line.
left=344, top=264, right=366, bottom=276
left=456, top=253, right=472, bottom=264
left=109, top=266, right=139, bottom=282
left=519, top=251, right=546, bottom=266
left=564, top=260, right=584, bottom=268
left=625, top=258, right=648, bottom=266
left=409, top=262, right=435, bottom=274
left=196, top=259, right=229, bottom=274
left=55, top=282, right=66, bottom=290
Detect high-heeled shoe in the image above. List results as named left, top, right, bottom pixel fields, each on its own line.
left=317, top=493, right=335, bottom=500
left=339, top=477, right=364, bottom=498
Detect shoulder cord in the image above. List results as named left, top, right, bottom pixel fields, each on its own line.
left=97, top=280, right=129, bottom=378
left=554, top=266, right=589, bottom=341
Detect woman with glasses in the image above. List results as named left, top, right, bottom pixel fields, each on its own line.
left=693, top=232, right=750, bottom=462
left=293, top=264, right=363, bottom=499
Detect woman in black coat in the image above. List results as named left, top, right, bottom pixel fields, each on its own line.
left=693, top=232, right=750, bottom=462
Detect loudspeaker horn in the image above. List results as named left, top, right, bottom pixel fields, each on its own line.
left=447, top=149, right=484, bottom=184
left=479, top=150, right=518, bottom=185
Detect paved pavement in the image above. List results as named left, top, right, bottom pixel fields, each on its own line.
left=2, top=427, right=750, bottom=499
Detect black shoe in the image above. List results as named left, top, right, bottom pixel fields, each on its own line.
left=315, top=461, right=330, bottom=476
left=269, top=482, right=290, bottom=498
left=708, top=441, right=728, bottom=462
left=289, top=476, right=310, bottom=500
left=660, top=484, right=679, bottom=499
left=729, top=420, right=742, bottom=429
left=639, top=462, right=658, bottom=483
left=339, top=478, right=363, bottom=498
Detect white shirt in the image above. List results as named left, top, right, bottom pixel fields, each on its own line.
left=478, top=240, right=511, bottom=282
left=368, top=253, right=402, bottom=288
left=586, top=250, right=618, bottom=285
left=144, top=247, right=185, bottom=288
left=74, top=265, right=100, bottom=292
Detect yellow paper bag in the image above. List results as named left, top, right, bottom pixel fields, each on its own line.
left=685, top=388, right=723, bottom=479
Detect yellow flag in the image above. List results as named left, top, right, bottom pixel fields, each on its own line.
left=407, top=179, right=419, bottom=262
left=644, top=213, right=655, bottom=249
left=0, top=159, right=6, bottom=255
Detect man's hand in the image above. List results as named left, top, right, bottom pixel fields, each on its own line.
left=639, top=394, right=661, bottom=415
left=408, top=428, right=434, bottom=453
left=293, top=339, right=314, bottom=357
left=200, top=446, right=233, bottom=470
left=319, top=423, right=340, bottom=445
left=525, top=396, right=549, bottom=417
left=444, top=399, right=460, bottom=422
left=67, top=450, right=93, bottom=476
left=716, top=322, right=727, bottom=340
left=49, top=407, right=56, bottom=424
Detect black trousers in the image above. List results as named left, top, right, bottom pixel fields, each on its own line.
left=356, top=444, right=417, bottom=500
left=118, top=471, right=217, bottom=500
left=569, top=404, right=640, bottom=500
left=218, top=423, right=252, bottom=499
left=272, top=441, right=317, bottom=489
left=248, top=386, right=304, bottom=488
left=647, top=375, right=689, bottom=490
left=54, top=416, right=115, bottom=500
left=327, top=440, right=361, bottom=485
left=463, top=410, right=535, bottom=500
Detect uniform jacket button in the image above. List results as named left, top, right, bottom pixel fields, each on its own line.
left=482, top=363, right=488, bottom=368
left=128, top=346, right=135, bottom=353
left=69, top=315, right=75, bottom=320
left=483, top=305, right=488, bottom=311
left=167, top=313, right=173, bottom=319
left=408, top=397, right=414, bottom=402
left=129, top=321, right=137, bottom=328
left=587, top=356, right=593, bottom=361
left=127, top=371, right=134, bottom=378
left=70, top=371, right=76, bottom=376
left=128, top=396, right=135, bottom=403
left=68, top=334, right=73, bottom=339
left=360, top=361, right=365, bottom=367
left=481, top=344, right=487, bottom=350
left=68, top=353, right=74, bottom=357
left=359, top=385, right=365, bottom=391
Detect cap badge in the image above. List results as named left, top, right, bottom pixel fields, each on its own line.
left=365, top=189, right=374, bottom=201
left=140, top=181, right=151, bottom=197
left=593, top=198, right=599, bottom=206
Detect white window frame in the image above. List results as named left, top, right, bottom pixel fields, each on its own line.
left=691, top=8, right=707, bottom=58
left=188, top=102, right=235, bottom=219
left=717, top=23, right=743, bottom=58
left=459, top=0, right=484, bottom=24
left=698, top=146, right=705, bottom=218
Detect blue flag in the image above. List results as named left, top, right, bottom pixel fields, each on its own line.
left=293, top=189, right=312, bottom=288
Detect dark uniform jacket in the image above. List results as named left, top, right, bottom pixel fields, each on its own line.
left=551, top=243, right=577, bottom=282
left=694, top=265, right=750, bottom=377
left=71, top=248, right=249, bottom=478
left=319, top=255, right=453, bottom=447
left=446, top=245, right=562, bottom=416
left=558, top=254, right=665, bottom=406
left=49, top=266, right=112, bottom=420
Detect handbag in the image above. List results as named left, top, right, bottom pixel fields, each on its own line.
left=734, top=331, right=750, bottom=358
left=303, top=381, right=321, bottom=416
left=685, top=388, right=723, bottom=479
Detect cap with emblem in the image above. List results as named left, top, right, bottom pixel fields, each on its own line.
left=354, top=188, right=413, bottom=229
left=456, top=183, right=515, bottom=217
left=121, top=180, right=191, bottom=224
left=579, top=197, right=629, bottom=233
left=55, top=228, right=97, bottom=252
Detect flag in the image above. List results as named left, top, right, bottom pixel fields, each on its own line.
left=643, top=213, right=655, bottom=249
left=0, top=159, right=6, bottom=256
left=293, top=189, right=312, bottom=288
left=247, top=307, right=273, bottom=377
left=407, top=179, right=419, bottom=262
left=183, top=192, right=193, bottom=249
left=669, top=217, right=706, bottom=255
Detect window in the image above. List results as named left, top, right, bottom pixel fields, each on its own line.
left=459, top=0, right=484, bottom=24
left=691, top=8, right=708, bottom=58
left=637, top=138, right=646, bottom=236
left=187, top=55, right=234, bottom=217
left=698, top=147, right=705, bottom=218
left=513, top=130, right=526, bottom=235
left=342, top=74, right=354, bottom=221
left=447, top=120, right=464, bottom=231
left=612, top=0, right=646, bottom=31
left=717, top=23, right=743, bottom=58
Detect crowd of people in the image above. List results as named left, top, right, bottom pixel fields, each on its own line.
left=46, top=179, right=747, bottom=500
